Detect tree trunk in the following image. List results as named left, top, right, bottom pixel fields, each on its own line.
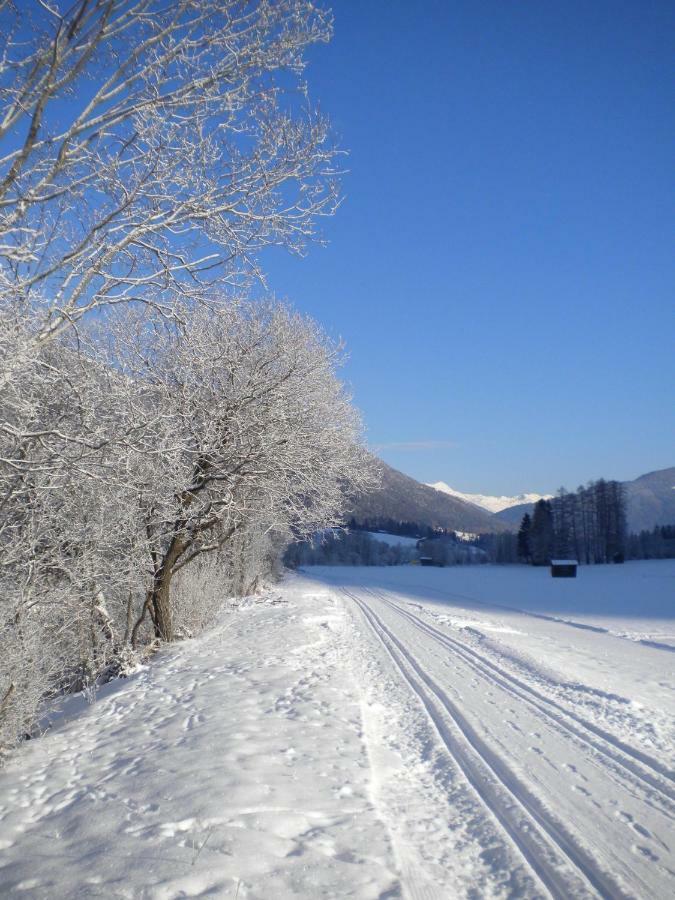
left=150, top=574, right=173, bottom=642
left=150, top=536, right=187, bottom=642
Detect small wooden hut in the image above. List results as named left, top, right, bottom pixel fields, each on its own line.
left=550, top=559, right=578, bottom=578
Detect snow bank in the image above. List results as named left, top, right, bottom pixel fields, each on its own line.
left=0, top=586, right=398, bottom=899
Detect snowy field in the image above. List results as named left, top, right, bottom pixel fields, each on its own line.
left=314, top=561, right=675, bottom=899
left=0, top=561, right=673, bottom=898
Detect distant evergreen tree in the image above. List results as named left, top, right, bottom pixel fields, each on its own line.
left=605, top=480, right=627, bottom=562
left=552, top=487, right=573, bottom=558
left=517, top=513, right=532, bottom=562
left=495, top=532, right=518, bottom=563
left=530, top=499, right=554, bottom=565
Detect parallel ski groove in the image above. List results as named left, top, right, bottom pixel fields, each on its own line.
left=368, top=585, right=675, bottom=813
left=375, top=577, right=675, bottom=783
left=344, top=587, right=629, bottom=900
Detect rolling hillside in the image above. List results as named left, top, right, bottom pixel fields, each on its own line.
left=352, top=463, right=675, bottom=536
left=493, top=501, right=537, bottom=526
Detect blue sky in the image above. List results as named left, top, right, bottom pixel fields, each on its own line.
left=262, top=0, right=673, bottom=495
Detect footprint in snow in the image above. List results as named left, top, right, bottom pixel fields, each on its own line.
left=563, top=762, right=588, bottom=781
left=618, top=811, right=657, bottom=843
left=633, top=844, right=659, bottom=861
left=572, top=785, right=591, bottom=797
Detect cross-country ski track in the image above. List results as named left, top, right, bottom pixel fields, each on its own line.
left=337, top=581, right=673, bottom=899
left=320, top=564, right=674, bottom=899
left=0, top=562, right=672, bottom=899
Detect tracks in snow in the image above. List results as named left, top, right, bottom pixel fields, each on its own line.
left=343, top=586, right=631, bottom=900
left=367, top=586, right=675, bottom=816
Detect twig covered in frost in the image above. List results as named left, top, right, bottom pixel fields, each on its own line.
left=0, top=0, right=340, bottom=383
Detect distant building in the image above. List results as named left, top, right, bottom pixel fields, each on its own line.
left=419, top=556, right=439, bottom=567
left=550, top=559, right=578, bottom=578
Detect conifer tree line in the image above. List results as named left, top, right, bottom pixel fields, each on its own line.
left=0, top=1, right=374, bottom=757
left=346, top=517, right=450, bottom=541
left=285, top=530, right=419, bottom=568
left=517, top=480, right=627, bottom=565
left=626, top=525, right=675, bottom=560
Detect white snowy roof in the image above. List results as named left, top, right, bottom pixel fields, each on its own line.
left=550, top=559, right=578, bottom=566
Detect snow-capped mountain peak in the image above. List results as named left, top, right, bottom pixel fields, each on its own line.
left=427, top=482, right=551, bottom=514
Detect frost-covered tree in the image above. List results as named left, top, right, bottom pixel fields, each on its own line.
left=0, top=1, right=378, bottom=761
left=118, top=301, right=375, bottom=642
left=0, top=299, right=375, bottom=752
left=0, top=313, right=152, bottom=750
left=0, top=0, right=339, bottom=384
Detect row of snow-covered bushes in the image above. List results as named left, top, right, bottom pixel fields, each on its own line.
left=0, top=0, right=374, bottom=758
left=0, top=302, right=373, bottom=757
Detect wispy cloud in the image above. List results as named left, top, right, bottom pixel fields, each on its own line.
left=373, top=440, right=459, bottom=452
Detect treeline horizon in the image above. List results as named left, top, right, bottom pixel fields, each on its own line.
left=293, top=487, right=675, bottom=568
left=485, top=480, right=675, bottom=565
left=346, top=517, right=455, bottom=540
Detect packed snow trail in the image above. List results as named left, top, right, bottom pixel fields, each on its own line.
left=351, top=590, right=616, bottom=898
left=0, top=586, right=400, bottom=899
left=369, top=589, right=674, bottom=800
left=344, top=586, right=671, bottom=897
left=0, top=563, right=673, bottom=899
left=315, top=564, right=674, bottom=900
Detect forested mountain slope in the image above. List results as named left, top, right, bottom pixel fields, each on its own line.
left=624, top=467, right=675, bottom=532
left=493, top=467, right=675, bottom=533
left=350, top=460, right=513, bottom=534
left=494, top=501, right=537, bottom=525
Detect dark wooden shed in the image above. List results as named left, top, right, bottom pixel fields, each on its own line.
left=550, top=559, right=578, bottom=578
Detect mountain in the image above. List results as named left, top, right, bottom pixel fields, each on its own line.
left=493, top=501, right=538, bottom=525
left=427, top=481, right=551, bottom=514
left=624, top=467, right=675, bottom=532
left=352, top=464, right=675, bottom=537
left=350, top=460, right=512, bottom=533
left=493, top=467, right=675, bottom=533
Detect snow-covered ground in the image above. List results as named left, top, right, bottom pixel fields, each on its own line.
left=0, top=561, right=673, bottom=898
left=0, top=590, right=398, bottom=899
left=315, top=560, right=675, bottom=898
